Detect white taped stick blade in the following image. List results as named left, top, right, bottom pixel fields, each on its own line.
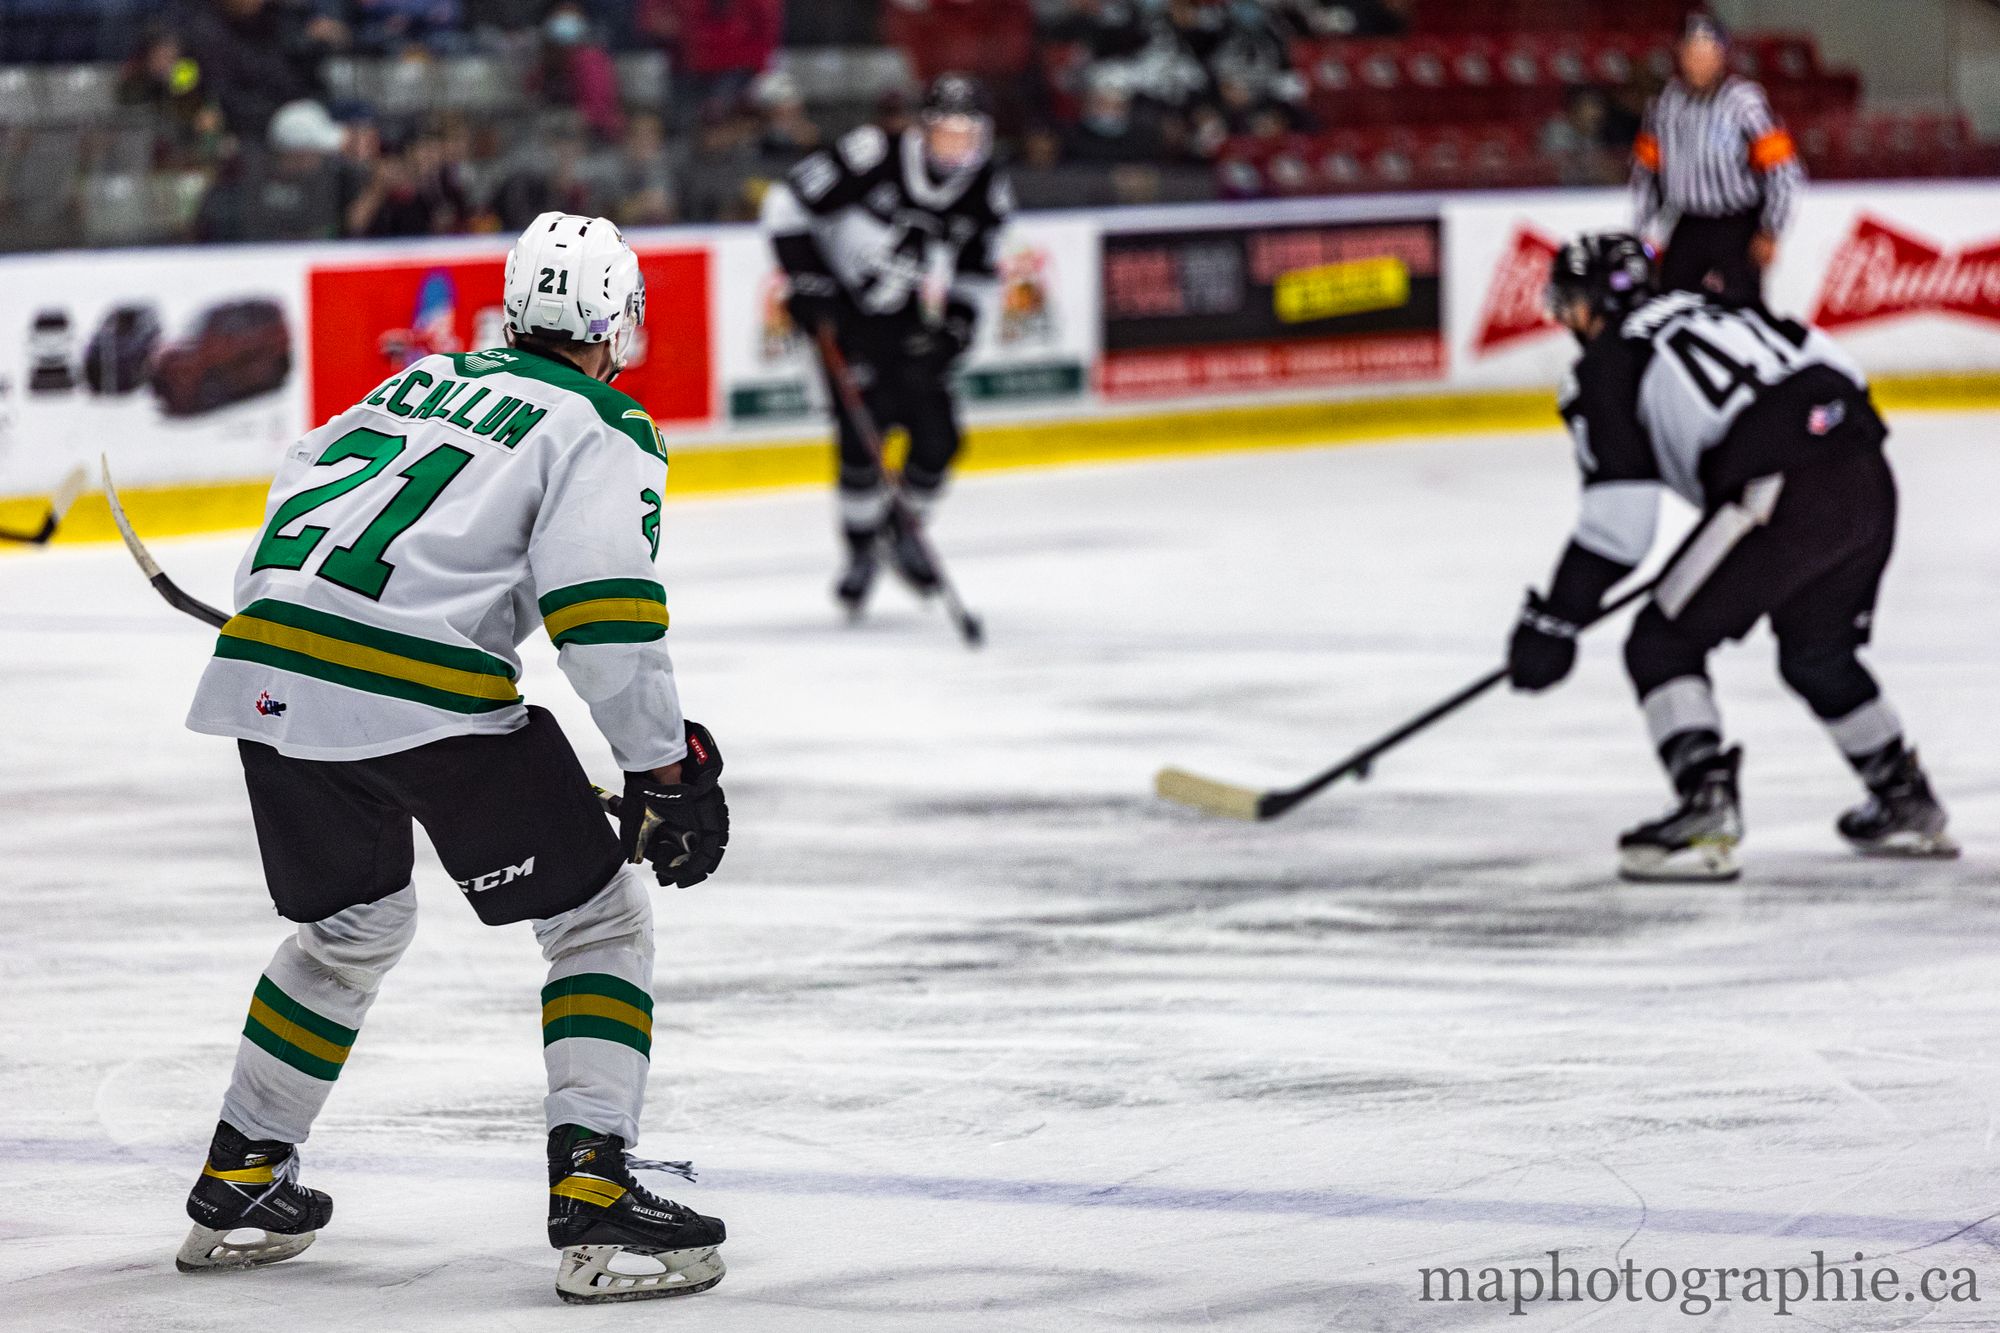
left=555, top=1244, right=725, bottom=1304
left=175, top=1222, right=318, bottom=1273
left=48, top=463, right=89, bottom=522
left=1154, top=767, right=1263, bottom=821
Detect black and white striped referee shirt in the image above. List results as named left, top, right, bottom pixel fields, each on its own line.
left=1632, top=75, right=1805, bottom=237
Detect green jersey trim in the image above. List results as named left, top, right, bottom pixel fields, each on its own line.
left=446, top=350, right=668, bottom=463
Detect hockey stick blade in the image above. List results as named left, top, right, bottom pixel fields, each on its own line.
left=1155, top=581, right=1659, bottom=822
left=100, top=457, right=231, bottom=629
left=0, top=463, right=89, bottom=544
left=1154, top=767, right=1266, bottom=821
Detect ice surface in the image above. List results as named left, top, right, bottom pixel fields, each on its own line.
left=1, top=418, right=1996, bottom=1331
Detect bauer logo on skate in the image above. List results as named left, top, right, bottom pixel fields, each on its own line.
left=1814, top=216, right=2000, bottom=330
left=1473, top=227, right=1564, bottom=354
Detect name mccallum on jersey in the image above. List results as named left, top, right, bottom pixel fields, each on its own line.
left=362, top=349, right=553, bottom=449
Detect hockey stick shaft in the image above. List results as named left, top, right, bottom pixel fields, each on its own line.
left=0, top=464, right=90, bottom=545
left=1257, top=580, right=1658, bottom=818
left=814, top=325, right=984, bottom=647
left=100, top=457, right=230, bottom=628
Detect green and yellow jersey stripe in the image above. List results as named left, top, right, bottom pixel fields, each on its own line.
left=214, top=598, right=520, bottom=714
left=537, top=579, right=669, bottom=649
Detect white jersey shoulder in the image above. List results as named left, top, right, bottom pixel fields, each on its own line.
left=186, top=348, right=679, bottom=771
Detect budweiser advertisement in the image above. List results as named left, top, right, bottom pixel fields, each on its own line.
left=1813, top=215, right=2000, bottom=331
left=1443, top=193, right=1625, bottom=389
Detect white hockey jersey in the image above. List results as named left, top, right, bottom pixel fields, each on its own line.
left=186, top=347, right=686, bottom=773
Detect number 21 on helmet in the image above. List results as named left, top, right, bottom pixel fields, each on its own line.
left=502, top=211, right=647, bottom=375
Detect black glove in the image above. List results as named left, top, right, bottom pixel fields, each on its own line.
left=904, top=298, right=976, bottom=381
left=784, top=273, right=842, bottom=341
left=620, top=721, right=728, bottom=888
left=1507, top=592, right=1581, bottom=692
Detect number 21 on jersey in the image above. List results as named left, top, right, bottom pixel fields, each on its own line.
left=252, top=428, right=471, bottom=600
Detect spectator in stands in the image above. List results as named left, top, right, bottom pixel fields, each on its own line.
left=638, top=0, right=783, bottom=129
left=119, top=26, right=227, bottom=167
left=1061, top=66, right=1168, bottom=164
left=195, top=97, right=351, bottom=241
left=677, top=95, right=764, bottom=221
left=589, top=111, right=682, bottom=226
left=1278, top=0, right=1409, bottom=38
left=1540, top=86, right=1625, bottom=187
left=345, top=123, right=474, bottom=236
left=488, top=129, right=597, bottom=231
left=535, top=0, right=626, bottom=142
left=175, top=0, right=350, bottom=141
left=351, top=0, right=466, bottom=55
left=750, top=70, right=821, bottom=160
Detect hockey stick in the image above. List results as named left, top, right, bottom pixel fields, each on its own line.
left=101, top=456, right=627, bottom=819
left=1155, top=580, right=1658, bottom=821
left=100, top=457, right=231, bottom=629
left=813, top=325, right=984, bottom=648
left=0, top=463, right=90, bottom=545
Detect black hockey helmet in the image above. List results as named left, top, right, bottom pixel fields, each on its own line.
left=1547, top=232, right=1656, bottom=324
left=922, top=72, right=992, bottom=121
left=919, top=73, right=994, bottom=173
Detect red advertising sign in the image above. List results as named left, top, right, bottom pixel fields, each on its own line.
left=307, top=247, right=712, bottom=429
left=1813, top=215, right=2000, bottom=331
left=1474, top=227, right=1562, bottom=354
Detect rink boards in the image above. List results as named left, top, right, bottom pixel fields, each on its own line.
left=6, top=180, right=2000, bottom=539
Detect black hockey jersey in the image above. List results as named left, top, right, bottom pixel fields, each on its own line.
left=763, top=124, right=1013, bottom=325
left=1559, top=290, right=1885, bottom=569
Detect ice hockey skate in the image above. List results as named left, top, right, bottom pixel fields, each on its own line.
left=883, top=505, right=942, bottom=595
left=547, top=1126, right=726, bottom=1304
left=1618, top=748, right=1744, bottom=882
left=835, top=531, right=881, bottom=618
left=176, top=1120, right=332, bottom=1273
left=1839, top=748, right=1959, bottom=858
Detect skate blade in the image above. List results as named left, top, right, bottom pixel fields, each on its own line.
left=1848, top=829, right=1962, bottom=859
left=1619, top=839, right=1741, bottom=883
left=175, top=1222, right=317, bottom=1273
left=555, top=1244, right=724, bottom=1304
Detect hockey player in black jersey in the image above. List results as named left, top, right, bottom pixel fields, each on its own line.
left=761, top=74, right=1012, bottom=615
left=1507, top=233, right=1955, bottom=880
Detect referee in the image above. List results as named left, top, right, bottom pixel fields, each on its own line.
left=1631, top=12, right=1806, bottom=306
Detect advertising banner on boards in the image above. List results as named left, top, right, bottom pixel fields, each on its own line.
left=1097, top=215, right=1445, bottom=401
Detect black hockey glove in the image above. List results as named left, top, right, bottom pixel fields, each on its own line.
left=1507, top=592, right=1580, bottom=692
left=905, top=297, right=977, bottom=382
left=620, top=721, right=728, bottom=889
left=784, top=273, right=842, bottom=341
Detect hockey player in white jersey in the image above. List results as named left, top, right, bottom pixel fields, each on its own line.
left=1507, top=233, right=1954, bottom=880
left=762, top=73, right=1012, bottom=615
left=174, top=213, right=731, bottom=1303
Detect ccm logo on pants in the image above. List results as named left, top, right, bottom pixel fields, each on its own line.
left=458, top=858, right=536, bottom=894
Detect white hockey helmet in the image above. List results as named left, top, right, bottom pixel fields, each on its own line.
left=502, top=211, right=646, bottom=376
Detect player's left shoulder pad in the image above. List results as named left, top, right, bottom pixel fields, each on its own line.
left=552, top=375, right=668, bottom=467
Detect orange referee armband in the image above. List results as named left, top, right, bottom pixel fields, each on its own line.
left=1750, top=128, right=1797, bottom=171
left=1634, top=132, right=1661, bottom=171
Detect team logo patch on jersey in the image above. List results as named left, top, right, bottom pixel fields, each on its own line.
left=1808, top=400, right=1848, bottom=435
left=254, top=691, right=287, bottom=717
